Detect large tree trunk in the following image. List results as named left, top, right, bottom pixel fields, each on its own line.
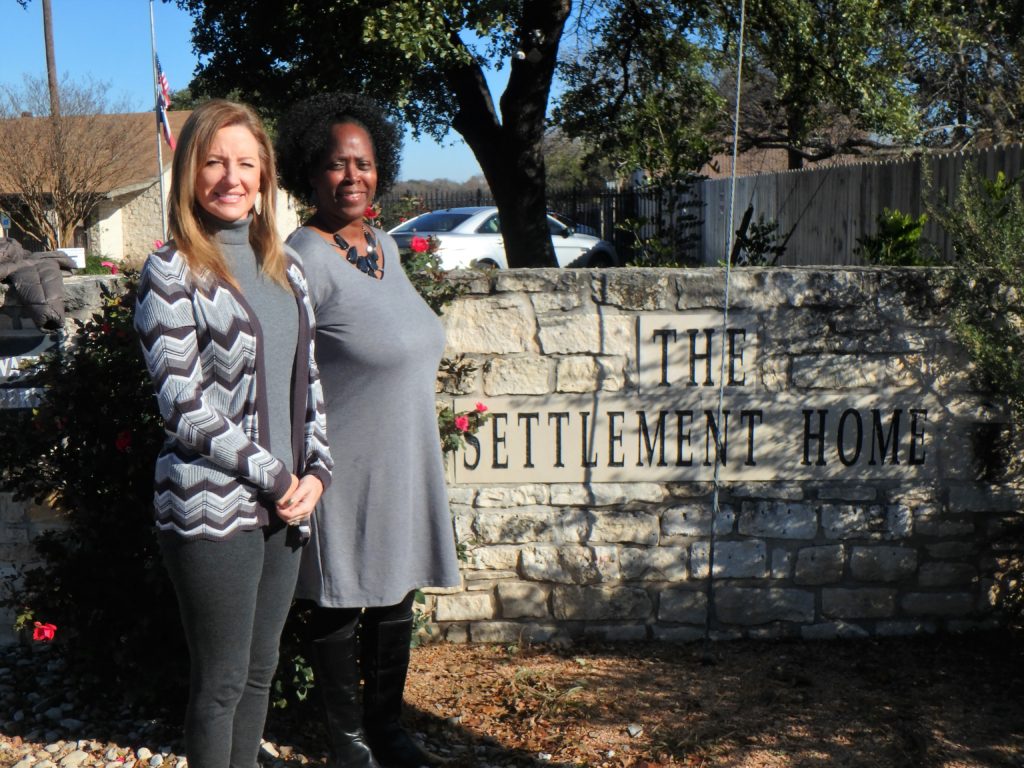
left=447, top=0, right=572, bottom=268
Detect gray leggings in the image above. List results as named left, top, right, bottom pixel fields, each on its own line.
left=161, top=524, right=301, bottom=768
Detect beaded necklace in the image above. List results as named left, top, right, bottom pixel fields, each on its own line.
left=330, top=226, right=383, bottom=279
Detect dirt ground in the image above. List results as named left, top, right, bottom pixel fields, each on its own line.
left=362, top=631, right=1024, bottom=768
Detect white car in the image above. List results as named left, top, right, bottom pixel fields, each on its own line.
left=388, top=206, right=618, bottom=269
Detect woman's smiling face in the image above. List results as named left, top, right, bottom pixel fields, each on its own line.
left=310, top=121, right=378, bottom=229
left=195, top=124, right=262, bottom=222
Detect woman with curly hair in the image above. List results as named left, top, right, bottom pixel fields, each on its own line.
left=276, top=92, right=459, bottom=768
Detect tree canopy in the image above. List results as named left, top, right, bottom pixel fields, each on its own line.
left=177, top=0, right=572, bottom=267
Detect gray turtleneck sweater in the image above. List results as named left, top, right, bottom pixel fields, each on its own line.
left=217, top=217, right=298, bottom=473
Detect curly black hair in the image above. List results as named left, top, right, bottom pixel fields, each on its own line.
left=275, top=92, right=402, bottom=205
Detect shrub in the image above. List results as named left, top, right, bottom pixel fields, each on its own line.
left=0, top=276, right=187, bottom=711
left=855, top=207, right=936, bottom=266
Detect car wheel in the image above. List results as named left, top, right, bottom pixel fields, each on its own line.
left=588, top=252, right=616, bottom=268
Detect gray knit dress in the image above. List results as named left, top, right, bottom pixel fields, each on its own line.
left=288, top=226, right=461, bottom=608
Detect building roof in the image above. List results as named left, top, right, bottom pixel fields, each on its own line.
left=0, top=110, right=192, bottom=196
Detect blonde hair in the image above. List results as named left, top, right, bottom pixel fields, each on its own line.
left=167, top=99, right=290, bottom=290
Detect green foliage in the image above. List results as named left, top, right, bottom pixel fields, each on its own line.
left=940, top=171, right=1024, bottom=420
left=855, top=208, right=935, bottom=267
left=938, top=168, right=1024, bottom=625
left=554, top=1, right=724, bottom=183
left=0, top=277, right=186, bottom=710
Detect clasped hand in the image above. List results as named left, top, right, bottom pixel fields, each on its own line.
left=276, top=474, right=324, bottom=526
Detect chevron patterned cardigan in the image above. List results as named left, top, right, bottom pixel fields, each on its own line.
left=134, top=245, right=333, bottom=540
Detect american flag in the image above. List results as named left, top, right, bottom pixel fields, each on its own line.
left=156, top=55, right=172, bottom=105
left=155, top=56, right=176, bottom=150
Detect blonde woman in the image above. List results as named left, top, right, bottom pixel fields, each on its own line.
left=134, top=99, right=332, bottom=768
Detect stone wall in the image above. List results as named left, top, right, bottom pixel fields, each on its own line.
left=428, top=267, right=1023, bottom=643
left=1, top=269, right=1021, bottom=647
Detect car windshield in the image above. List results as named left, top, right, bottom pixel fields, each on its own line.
left=391, top=212, right=473, bottom=233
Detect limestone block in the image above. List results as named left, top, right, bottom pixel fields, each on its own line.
left=925, top=542, right=977, bottom=558
left=794, top=545, right=846, bottom=585
left=918, top=562, right=976, bottom=587
left=874, top=620, right=938, bottom=637
left=821, top=588, right=896, bottom=619
left=658, top=588, right=708, bottom=623
left=821, top=504, right=903, bottom=540
left=452, top=507, right=475, bottom=544
left=482, top=356, right=552, bottom=395
left=443, top=624, right=470, bottom=643
left=472, top=507, right=587, bottom=545
left=550, top=484, right=593, bottom=506
left=673, top=270, right=729, bottom=309
left=759, top=355, right=788, bottom=392
left=590, top=483, right=667, bottom=506
left=583, top=624, right=650, bottom=642
left=849, top=546, right=917, bottom=582
left=707, top=540, right=768, bottom=578
left=901, top=592, right=975, bottom=617
left=447, top=487, right=477, bottom=505
left=730, top=483, right=805, bottom=500
left=738, top=501, right=818, bottom=539
left=442, top=294, right=538, bottom=354
left=887, top=505, right=913, bottom=538
left=913, top=512, right=975, bottom=537
left=820, top=505, right=869, bottom=539
left=817, top=484, right=878, bottom=501
left=520, top=545, right=619, bottom=584
left=800, top=621, right=870, bottom=640
left=537, top=311, right=634, bottom=356
left=770, top=548, right=793, bottom=579
left=434, top=592, right=496, bottom=622
left=588, top=510, right=660, bottom=545
left=474, top=485, right=550, bottom=508
left=947, top=484, right=1022, bottom=513
left=551, top=585, right=653, bottom=620
left=792, top=356, right=895, bottom=390
left=530, top=289, right=585, bottom=314
left=496, top=582, right=551, bottom=619
left=495, top=269, right=582, bottom=294
left=661, top=504, right=735, bottom=537
left=470, top=621, right=566, bottom=644
left=619, top=546, right=688, bottom=581
left=599, top=271, right=673, bottom=310
left=714, top=587, right=815, bottom=625
left=466, top=545, right=521, bottom=572
left=555, top=355, right=624, bottom=393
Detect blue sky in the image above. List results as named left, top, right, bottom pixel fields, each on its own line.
left=0, top=0, right=486, bottom=182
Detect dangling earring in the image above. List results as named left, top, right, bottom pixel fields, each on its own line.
left=254, top=192, right=263, bottom=216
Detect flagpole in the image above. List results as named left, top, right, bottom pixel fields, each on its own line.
left=149, top=0, right=168, bottom=242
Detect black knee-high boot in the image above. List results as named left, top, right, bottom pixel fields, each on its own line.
left=361, top=617, right=444, bottom=767
left=310, top=628, right=381, bottom=768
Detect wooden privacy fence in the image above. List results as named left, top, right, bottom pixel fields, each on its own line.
left=699, top=144, right=1024, bottom=266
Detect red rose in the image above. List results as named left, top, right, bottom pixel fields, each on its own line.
left=32, top=621, right=57, bottom=642
left=475, top=402, right=488, bottom=413
left=115, top=430, right=132, bottom=452
left=410, top=236, right=430, bottom=253
left=454, top=415, right=470, bottom=432
left=364, top=206, right=379, bottom=219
